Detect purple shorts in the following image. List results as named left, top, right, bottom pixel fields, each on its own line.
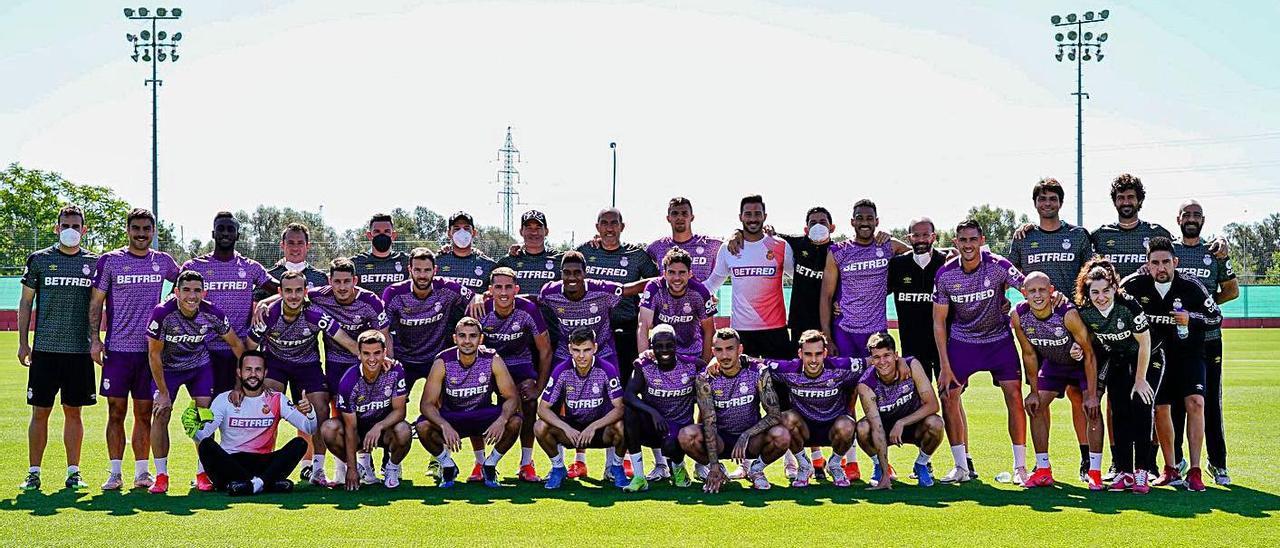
left=154, top=366, right=214, bottom=400
left=833, top=329, right=874, bottom=360
left=420, top=406, right=503, bottom=438
left=505, top=361, right=538, bottom=384
left=401, top=361, right=431, bottom=391
left=101, top=350, right=153, bottom=400
left=265, top=357, right=328, bottom=394
left=945, top=336, right=1022, bottom=387
left=325, top=361, right=358, bottom=394
left=210, top=349, right=238, bottom=395
left=1037, top=360, right=1087, bottom=397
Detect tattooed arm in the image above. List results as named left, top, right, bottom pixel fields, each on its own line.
left=732, top=369, right=782, bottom=461
left=695, top=375, right=722, bottom=469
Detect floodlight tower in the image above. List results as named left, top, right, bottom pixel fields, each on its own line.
left=1051, top=9, right=1109, bottom=226
left=124, top=6, right=184, bottom=248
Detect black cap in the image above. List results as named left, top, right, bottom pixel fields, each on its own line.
left=447, top=211, right=474, bottom=227
left=521, top=210, right=547, bottom=227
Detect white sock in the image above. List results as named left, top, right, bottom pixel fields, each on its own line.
left=651, top=448, right=664, bottom=468
left=1089, top=452, right=1103, bottom=472
left=134, top=460, right=149, bottom=477
left=473, top=450, right=485, bottom=463
left=313, top=454, right=326, bottom=472
left=250, top=477, right=264, bottom=494
left=575, top=450, right=587, bottom=464
left=916, top=451, right=931, bottom=466
left=1035, top=452, right=1051, bottom=469
left=436, top=450, right=455, bottom=468
left=155, top=457, right=168, bottom=475
left=109, top=460, right=122, bottom=475
left=29, top=466, right=41, bottom=474
left=484, top=450, right=505, bottom=467
left=521, top=447, right=534, bottom=466
left=557, top=445, right=566, bottom=462
left=950, top=444, right=967, bottom=469
left=629, top=453, right=645, bottom=478
left=335, top=460, right=347, bottom=478
left=605, top=450, right=621, bottom=467
left=810, top=448, right=822, bottom=460
left=67, top=465, right=80, bottom=475
left=359, top=452, right=373, bottom=468
left=550, top=454, right=565, bottom=468
left=844, top=446, right=858, bottom=463
left=1013, top=444, right=1027, bottom=470
left=784, top=450, right=797, bottom=465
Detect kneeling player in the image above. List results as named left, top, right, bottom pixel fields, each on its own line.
left=323, top=331, right=412, bottom=490
left=535, top=328, right=628, bottom=490
left=416, top=318, right=523, bottom=488
left=855, top=332, right=944, bottom=489
left=1011, top=272, right=1103, bottom=488
left=678, top=328, right=791, bottom=492
left=622, top=325, right=701, bottom=491
left=771, top=330, right=863, bottom=488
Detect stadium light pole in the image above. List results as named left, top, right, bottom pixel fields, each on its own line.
left=610, top=141, right=617, bottom=208
left=1051, top=9, right=1108, bottom=227
left=124, top=7, right=183, bottom=249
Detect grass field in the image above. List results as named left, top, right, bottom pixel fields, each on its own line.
left=0, top=330, right=1277, bottom=546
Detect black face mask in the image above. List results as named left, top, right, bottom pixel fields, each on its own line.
left=372, top=234, right=393, bottom=253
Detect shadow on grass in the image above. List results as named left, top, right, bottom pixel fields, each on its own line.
left=1, top=476, right=1277, bottom=519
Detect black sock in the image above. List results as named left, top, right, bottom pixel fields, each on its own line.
left=1109, top=444, right=1118, bottom=464
left=1079, top=444, right=1090, bottom=463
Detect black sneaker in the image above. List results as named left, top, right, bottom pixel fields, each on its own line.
left=1102, top=463, right=1118, bottom=482
left=269, top=479, right=295, bottom=493
left=1078, top=459, right=1089, bottom=482
left=227, top=480, right=254, bottom=496
left=967, top=457, right=978, bottom=479
left=65, top=471, right=87, bottom=489
left=19, top=472, right=40, bottom=491
left=482, top=464, right=501, bottom=488
left=299, top=465, right=312, bottom=483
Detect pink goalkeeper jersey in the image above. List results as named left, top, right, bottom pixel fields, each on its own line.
left=705, top=235, right=794, bottom=331
left=195, top=390, right=316, bottom=454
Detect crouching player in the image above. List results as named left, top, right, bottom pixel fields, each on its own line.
left=771, top=330, right=864, bottom=488
left=416, top=318, right=523, bottom=488
left=535, top=328, right=627, bottom=490
left=855, top=332, right=945, bottom=489
left=189, top=350, right=315, bottom=495
left=622, top=325, right=701, bottom=491
left=324, top=330, right=413, bottom=490
left=678, top=328, right=791, bottom=492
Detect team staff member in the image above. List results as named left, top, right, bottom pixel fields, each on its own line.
left=576, top=208, right=659, bottom=381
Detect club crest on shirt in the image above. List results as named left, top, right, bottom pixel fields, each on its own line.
left=545, top=260, right=555, bottom=270
left=680, top=374, right=689, bottom=384
left=876, top=247, right=885, bottom=258
left=238, top=268, right=247, bottom=279
left=395, top=262, right=403, bottom=272
left=592, top=384, right=601, bottom=394
left=1203, top=255, right=1213, bottom=266
left=384, top=386, right=392, bottom=396
left=434, top=302, right=442, bottom=312
left=153, top=263, right=161, bottom=272
left=766, top=250, right=776, bottom=260
left=739, top=383, right=750, bottom=394
left=511, top=321, right=522, bottom=331
left=261, top=403, right=270, bottom=414
left=301, top=328, right=310, bottom=336
left=1143, top=237, right=1151, bottom=250
left=82, top=264, right=92, bottom=275
left=903, top=276, right=912, bottom=284
left=474, top=266, right=484, bottom=276
left=589, top=304, right=599, bottom=314
left=123, top=265, right=132, bottom=272
left=1055, top=327, right=1064, bottom=337
left=984, top=278, right=991, bottom=288
left=683, top=302, right=692, bottom=313
left=620, top=257, right=629, bottom=268
left=1062, top=239, right=1072, bottom=250
left=652, top=378, right=662, bottom=386
left=695, top=246, right=705, bottom=255
left=1117, top=319, right=1125, bottom=330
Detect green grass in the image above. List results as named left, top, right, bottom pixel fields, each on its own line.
left=0, top=330, right=1278, bottom=546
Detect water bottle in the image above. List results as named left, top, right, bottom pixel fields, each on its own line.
left=1173, top=299, right=1189, bottom=339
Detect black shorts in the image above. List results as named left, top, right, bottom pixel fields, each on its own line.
left=738, top=327, right=792, bottom=360
left=28, top=351, right=97, bottom=408
left=879, top=416, right=928, bottom=446
left=564, top=417, right=612, bottom=448
left=1157, top=350, right=1207, bottom=405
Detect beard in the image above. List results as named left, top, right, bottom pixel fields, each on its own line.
left=1181, top=223, right=1202, bottom=238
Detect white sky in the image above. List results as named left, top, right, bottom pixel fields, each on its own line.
left=3, top=0, right=1278, bottom=245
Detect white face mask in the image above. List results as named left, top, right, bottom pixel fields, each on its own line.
left=59, top=228, right=82, bottom=247
left=452, top=229, right=473, bottom=248
left=807, top=224, right=830, bottom=243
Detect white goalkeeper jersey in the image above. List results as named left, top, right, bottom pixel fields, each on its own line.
left=195, top=390, right=316, bottom=454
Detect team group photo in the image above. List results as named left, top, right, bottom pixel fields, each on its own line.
left=3, top=1, right=1278, bottom=546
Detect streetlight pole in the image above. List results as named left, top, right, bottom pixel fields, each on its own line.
left=610, top=142, right=617, bottom=208
left=125, top=7, right=183, bottom=248
left=1051, top=9, right=1108, bottom=227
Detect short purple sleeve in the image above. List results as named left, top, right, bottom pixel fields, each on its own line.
left=389, top=363, right=408, bottom=398
left=249, top=302, right=279, bottom=343
left=541, top=362, right=569, bottom=403
left=638, top=279, right=661, bottom=311
left=768, top=358, right=802, bottom=375
left=996, top=254, right=1025, bottom=289
left=362, top=291, right=390, bottom=330
left=146, top=302, right=168, bottom=340
left=335, top=371, right=357, bottom=414
left=932, top=265, right=953, bottom=305
left=92, top=254, right=112, bottom=291
left=251, top=261, right=272, bottom=289
left=305, top=306, right=342, bottom=338
left=600, top=360, right=623, bottom=400
left=593, top=279, right=624, bottom=308
left=519, top=297, right=548, bottom=334
left=161, top=253, right=180, bottom=282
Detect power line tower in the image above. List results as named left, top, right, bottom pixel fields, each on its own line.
left=495, top=126, right=523, bottom=237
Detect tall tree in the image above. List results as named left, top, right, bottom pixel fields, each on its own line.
left=0, top=163, right=131, bottom=270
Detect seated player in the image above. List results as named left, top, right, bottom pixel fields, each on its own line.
left=190, top=350, right=316, bottom=495
left=415, top=318, right=523, bottom=488
left=1010, top=272, right=1103, bottom=489
left=678, top=328, right=791, bottom=492
left=146, top=270, right=245, bottom=494
left=622, top=325, right=702, bottom=491
left=770, top=330, right=864, bottom=488
left=855, top=332, right=945, bottom=489
left=535, top=328, right=628, bottom=490
left=324, top=330, right=413, bottom=490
